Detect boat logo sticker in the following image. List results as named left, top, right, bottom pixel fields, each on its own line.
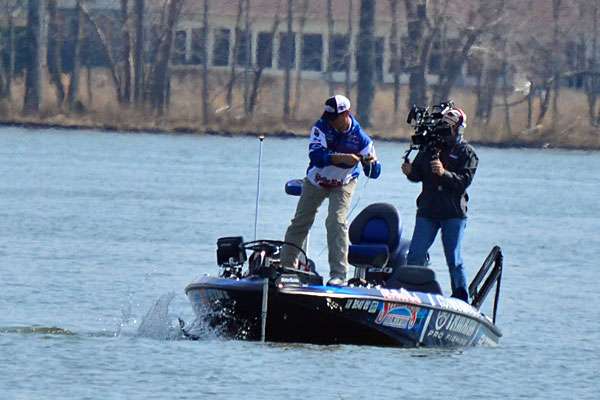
left=344, top=299, right=379, bottom=314
left=374, top=303, right=418, bottom=330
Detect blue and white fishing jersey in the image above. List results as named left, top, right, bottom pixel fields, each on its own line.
left=306, top=115, right=381, bottom=187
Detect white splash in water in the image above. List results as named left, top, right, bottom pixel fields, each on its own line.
left=136, top=292, right=182, bottom=340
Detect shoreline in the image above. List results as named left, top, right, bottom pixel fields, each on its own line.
left=1, top=118, right=598, bottom=152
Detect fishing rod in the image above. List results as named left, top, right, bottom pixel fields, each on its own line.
left=253, top=135, right=265, bottom=241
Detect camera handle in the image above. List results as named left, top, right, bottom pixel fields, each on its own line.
left=403, top=145, right=419, bottom=163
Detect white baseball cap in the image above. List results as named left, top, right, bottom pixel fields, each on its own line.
left=323, top=95, right=351, bottom=119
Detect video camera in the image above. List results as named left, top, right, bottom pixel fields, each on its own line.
left=406, top=101, right=455, bottom=154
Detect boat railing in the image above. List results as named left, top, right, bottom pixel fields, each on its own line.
left=468, top=246, right=503, bottom=324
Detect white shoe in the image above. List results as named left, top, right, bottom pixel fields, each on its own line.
left=326, top=277, right=346, bottom=287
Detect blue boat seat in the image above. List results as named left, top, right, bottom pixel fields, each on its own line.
left=347, top=244, right=389, bottom=268
left=386, top=265, right=443, bottom=294
left=348, top=203, right=410, bottom=280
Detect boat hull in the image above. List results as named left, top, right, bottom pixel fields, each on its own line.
left=186, top=276, right=501, bottom=347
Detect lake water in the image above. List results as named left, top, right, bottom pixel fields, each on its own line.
left=1, top=127, right=598, bottom=399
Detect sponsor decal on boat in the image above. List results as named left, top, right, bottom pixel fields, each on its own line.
left=433, top=295, right=480, bottom=318
left=344, top=299, right=380, bottom=314
left=374, top=303, right=419, bottom=330
left=378, top=288, right=422, bottom=304
left=427, top=311, right=478, bottom=345
left=434, top=312, right=477, bottom=336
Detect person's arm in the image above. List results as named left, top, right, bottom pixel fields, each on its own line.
left=439, top=150, right=478, bottom=191
left=357, top=133, right=381, bottom=179
left=404, top=151, right=424, bottom=182
left=308, top=126, right=332, bottom=168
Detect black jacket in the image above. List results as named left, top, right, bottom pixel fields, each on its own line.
left=406, top=142, right=478, bottom=219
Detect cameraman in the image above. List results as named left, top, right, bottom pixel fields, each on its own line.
left=401, top=107, right=478, bottom=301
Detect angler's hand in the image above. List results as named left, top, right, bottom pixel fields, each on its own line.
left=331, top=153, right=360, bottom=166
left=431, top=159, right=446, bottom=176
left=361, top=154, right=377, bottom=164
left=401, top=162, right=412, bottom=176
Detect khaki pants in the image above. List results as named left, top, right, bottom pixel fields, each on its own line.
left=280, top=178, right=357, bottom=279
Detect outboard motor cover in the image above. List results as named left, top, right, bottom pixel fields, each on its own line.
left=217, top=236, right=247, bottom=267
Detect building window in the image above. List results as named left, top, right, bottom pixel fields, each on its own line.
left=329, top=34, right=349, bottom=72
left=173, top=30, right=187, bottom=64
left=278, top=32, right=296, bottom=69
left=257, top=32, right=273, bottom=68
left=190, top=28, right=206, bottom=64
left=302, top=33, right=322, bottom=71
left=213, top=28, right=230, bottom=66
left=235, top=30, right=252, bottom=66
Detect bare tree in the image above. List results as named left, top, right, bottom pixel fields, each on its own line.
left=292, top=0, right=308, bottom=118
left=46, top=0, right=65, bottom=106
left=201, top=0, right=210, bottom=123
left=345, top=0, right=353, bottom=97
left=389, top=0, right=400, bottom=118
left=226, top=0, right=244, bottom=107
left=1, top=0, right=22, bottom=99
left=22, top=0, right=45, bottom=114
left=403, top=0, right=439, bottom=108
left=147, top=0, right=185, bottom=114
left=133, top=0, right=144, bottom=106
left=243, top=0, right=251, bottom=114
left=66, top=0, right=84, bottom=111
left=326, top=0, right=334, bottom=96
left=248, top=0, right=282, bottom=114
left=79, top=2, right=125, bottom=104
left=581, top=0, right=600, bottom=126
left=432, top=1, right=504, bottom=103
left=120, top=0, right=132, bottom=104
left=551, top=0, right=562, bottom=130
left=283, top=0, right=293, bottom=120
left=357, top=0, right=375, bottom=126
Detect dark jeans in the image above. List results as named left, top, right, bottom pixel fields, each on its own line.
left=406, top=217, right=468, bottom=296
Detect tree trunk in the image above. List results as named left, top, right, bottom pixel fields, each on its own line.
left=67, top=1, right=84, bottom=111
left=389, top=0, right=400, bottom=119
left=536, top=83, right=552, bottom=125
left=201, top=0, right=210, bottom=124
left=87, top=65, right=93, bottom=107
left=149, top=0, right=184, bottom=114
left=345, top=0, right=353, bottom=97
left=120, top=0, right=132, bottom=104
left=326, top=0, right=334, bottom=96
left=248, top=1, right=281, bottom=114
left=6, top=8, right=16, bottom=99
left=551, top=0, right=561, bottom=130
left=292, top=0, right=308, bottom=118
left=433, top=29, right=480, bottom=102
left=23, top=0, right=45, bottom=115
left=79, top=4, right=123, bottom=103
left=501, top=57, right=512, bottom=136
left=357, top=0, right=375, bottom=127
left=527, top=83, right=534, bottom=129
left=584, top=37, right=598, bottom=126
left=47, top=0, right=65, bottom=107
left=243, top=0, right=251, bottom=114
left=283, top=0, right=293, bottom=120
left=133, top=0, right=144, bottom=106
left=226, top=0, right=243, bottom=107
left=403, top=0, right=430, bottom=108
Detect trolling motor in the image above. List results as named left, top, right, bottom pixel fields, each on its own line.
left=404, top=100, right=455, bottom=162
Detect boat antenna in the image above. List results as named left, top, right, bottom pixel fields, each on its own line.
left=253, top=135, right=265, bottom=241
